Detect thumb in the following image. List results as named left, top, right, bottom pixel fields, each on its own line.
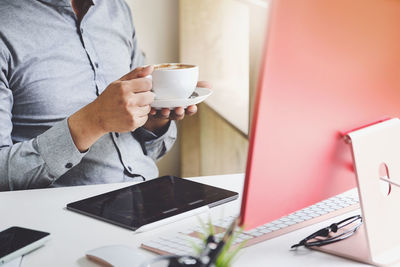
left=120, top=65, right=154, bottom=81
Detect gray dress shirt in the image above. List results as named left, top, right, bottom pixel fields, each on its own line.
left=0, top=0, right=177, bottom=191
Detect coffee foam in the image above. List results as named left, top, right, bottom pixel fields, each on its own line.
left=154, top=64, right=194, bottom=70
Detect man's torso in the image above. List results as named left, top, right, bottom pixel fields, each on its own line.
left=0, top=0, right=159, bottom=186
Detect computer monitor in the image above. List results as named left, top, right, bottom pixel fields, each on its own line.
left=240, top=0, right=400, bottom=230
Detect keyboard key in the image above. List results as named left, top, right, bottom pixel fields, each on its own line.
left=286, top=214, right=300, bottom=220
left=238, top=234, right=253, bottom=240
left=267, top=226, right=280, bottom=231
left=246, top=229, right=260, bottom=234
left=235, top=237, right=244, bottom=242
left=316, top=210, right=328, bottom=215
left=250, top=231, right=265, bottom=237
left=180, top=229, right=194, bottom=235
left=259, top=228, right=272, bottom=234
left=255, top=225, right=267, bottom=230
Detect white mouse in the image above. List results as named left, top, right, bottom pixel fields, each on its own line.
left=86, top=245, right=149, bottom=267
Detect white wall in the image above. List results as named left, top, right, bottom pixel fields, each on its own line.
left=125, top=0, right=181, bottom=177
left=126, top=0, right=179, bottom=64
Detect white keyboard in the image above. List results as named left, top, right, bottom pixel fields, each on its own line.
left=141, top=192, right=359, bottom=256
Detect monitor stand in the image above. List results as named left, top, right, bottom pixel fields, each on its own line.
left=315, top=225, right=400, bottom=266
left=314, top=118, right=400, bottom=267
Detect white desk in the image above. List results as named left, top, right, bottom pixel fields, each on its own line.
left=0, top=173, right=368, bottom=267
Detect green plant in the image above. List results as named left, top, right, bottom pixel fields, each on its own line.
left=190, top=218, right=245, bottom=267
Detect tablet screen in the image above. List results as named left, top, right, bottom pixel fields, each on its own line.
left=0, top=227, right=49, bottom=259
left=66, top=176, right=238, bottom=230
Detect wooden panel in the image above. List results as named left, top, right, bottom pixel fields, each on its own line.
left=179, top=110, right=201, bottom=177
left=179, top=0, right=249, bottom=134
left=181, top=104, right=248, bottom=177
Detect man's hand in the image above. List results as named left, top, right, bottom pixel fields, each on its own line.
left=143, top=81, right=211, bottom=134
left=68, top=65, right=154, bottom=152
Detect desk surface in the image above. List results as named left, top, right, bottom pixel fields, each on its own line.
left=0, top=173, right=368, bottom=267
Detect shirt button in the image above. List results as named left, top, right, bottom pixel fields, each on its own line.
left=80, top=28, right=84, bottom=34
left=127, top=166, right=132, bottom=172
left=65, top=163, right=73, bottom=169
left=115, top=133, right=120, bottom=138
left=94, top=62, right=99, bottom=68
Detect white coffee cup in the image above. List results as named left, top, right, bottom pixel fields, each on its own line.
left=150, top=63, right=199, bottom=99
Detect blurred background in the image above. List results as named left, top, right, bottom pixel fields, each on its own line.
left=126, top=0, right=269, bottom=178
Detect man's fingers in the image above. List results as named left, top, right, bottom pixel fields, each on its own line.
left=160, top=108, right=171, bottom=119
left=134, top=115, right=149, bottom=129
left=122, top=77, right=152, bottom=93
left=135, top=65, right=153, bottom=78
left=131, top=91, right=155, bottom=106
left=174, top=107, right=184, bottom=116
left=148, top=108, right=169, bottom=119
left=166, top=107, right=183, bottom=121
left=135, top=105, right=151, bottom=117
left=171, top=114, right=184, bottom=121
left=120, top=67, right=143, bottom=81
left=185, top=105, right=197, bottom=116
left=149, top=106, right=196, bottom=120
left=150, top=108, right=157, bottom=116
left=197, top=81, right=212, bottom=89
left=120, top=65, right=154, bottom=81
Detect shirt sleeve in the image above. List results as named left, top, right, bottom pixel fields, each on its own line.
left=125, top=3, right=145, bottom=69
left=133, top=121, right=177, bottom=161
left=0, top=49, right=87, bottom=191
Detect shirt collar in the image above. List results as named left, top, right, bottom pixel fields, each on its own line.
left=37, top=0, right=96, bottom=7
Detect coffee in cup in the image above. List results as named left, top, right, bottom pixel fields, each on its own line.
left=150, top=63, right=198, bottom=99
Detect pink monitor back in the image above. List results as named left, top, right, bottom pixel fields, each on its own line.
left=241, top=0, right=400, bottom=230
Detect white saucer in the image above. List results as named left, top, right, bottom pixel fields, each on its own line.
left=151, top=87, right=213, bottom=110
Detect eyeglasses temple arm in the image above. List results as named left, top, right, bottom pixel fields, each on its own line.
left=380, top=176, right=400, bottom=188
left=290, top=227, right=329, bottom=249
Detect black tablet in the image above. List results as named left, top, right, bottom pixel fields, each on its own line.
left=66, top=176, right=238, bottom=231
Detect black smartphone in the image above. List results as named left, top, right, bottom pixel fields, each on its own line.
left=0, top=226, right=50, bottom=265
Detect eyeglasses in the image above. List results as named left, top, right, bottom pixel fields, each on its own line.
left=291, top=215, right=362, bottom=249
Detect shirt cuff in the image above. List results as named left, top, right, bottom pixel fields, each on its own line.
left=134, top=121, right=177, bottom=160
left=137, top=121, right=171, bottom=141
left=36, top=119, right=87, bottom=178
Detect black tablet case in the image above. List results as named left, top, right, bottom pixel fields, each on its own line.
left=66, top=176, right=238, bottom=231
